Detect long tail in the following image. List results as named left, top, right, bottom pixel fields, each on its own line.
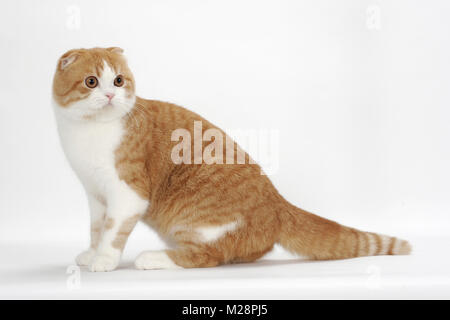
left=278, top=203, right=411, bottom=260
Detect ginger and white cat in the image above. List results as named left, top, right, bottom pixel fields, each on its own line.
left=52, top=47, right=411, bottom=272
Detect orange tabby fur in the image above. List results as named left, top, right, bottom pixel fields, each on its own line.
left=53, top=47, right=411, bottom=269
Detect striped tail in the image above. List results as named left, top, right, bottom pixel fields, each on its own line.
left=278, top=203, right=411, bottom=260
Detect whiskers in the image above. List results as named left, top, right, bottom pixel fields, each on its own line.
left=116, top=100, right=144, bottom=128
left=81, top=96, right=146, bottom=126
left=91, top=97, right=109, bottom=109
left=131, top=102, right=148, bottom=121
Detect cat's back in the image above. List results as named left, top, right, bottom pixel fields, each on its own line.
left=133, top=97, right=218, bottom=133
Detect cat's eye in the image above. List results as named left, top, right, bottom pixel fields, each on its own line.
left=85, top=76, right=98, bottom=88
left=114, top=75, right=124, bottom=87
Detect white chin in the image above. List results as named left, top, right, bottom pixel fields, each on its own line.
left=91, top=107, right=127, bottom=123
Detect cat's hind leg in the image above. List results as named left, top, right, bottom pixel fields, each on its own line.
left=134, top=222, right=250, bottom=270
left=134, top=245, right=221, bottom=270
left=134, top=223, right=230, bottom=269
left=134, top=214, right=277, bottom=269
left=135, top=250, right=182, bottom=270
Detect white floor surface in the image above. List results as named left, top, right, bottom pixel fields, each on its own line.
left=0, top=235, right=448, bottom=299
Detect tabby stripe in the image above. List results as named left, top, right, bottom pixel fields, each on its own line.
left=375, top=233, right=382, bottom=255
left=388, top=237, right=397, bottom=255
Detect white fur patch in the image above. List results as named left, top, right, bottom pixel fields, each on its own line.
left=135, top=251, right=182, bottom=270
left=196, top=221, right=239, bottom=243
left=55, top=114, right=124, bottom=192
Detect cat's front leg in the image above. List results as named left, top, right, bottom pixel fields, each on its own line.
left=89, top=188, right=148, bottom=272
left=75, top=194, right=105, bottom=266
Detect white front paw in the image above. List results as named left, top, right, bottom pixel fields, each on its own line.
left=89, top=255, right=119, bottom=272
left=75, top=248, right=96, bottom=266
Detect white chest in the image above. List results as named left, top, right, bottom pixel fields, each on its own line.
left=56, top=116, right=125, bottom=195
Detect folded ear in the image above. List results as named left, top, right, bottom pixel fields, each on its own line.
left=106, top=47, right=124, bottom=54
left=59, top=50, right=79, bottom=70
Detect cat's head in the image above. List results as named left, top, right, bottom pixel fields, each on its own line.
left=52, top=47, right=135, bottom=122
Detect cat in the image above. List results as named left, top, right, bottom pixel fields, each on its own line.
left=52, top=47, right=411, bottom=272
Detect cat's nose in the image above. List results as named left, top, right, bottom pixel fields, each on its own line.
left=105, top=93, right=115, bottom=101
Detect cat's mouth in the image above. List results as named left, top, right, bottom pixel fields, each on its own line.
left=100, top=101, right=115, bottom=109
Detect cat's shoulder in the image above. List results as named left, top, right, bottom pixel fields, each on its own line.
left=133, top=97, right=212, bottom=127
left=135, top=97, right=196, bottom=115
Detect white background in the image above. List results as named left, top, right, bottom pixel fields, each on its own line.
left=1, top=0, right=449, bottom=299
